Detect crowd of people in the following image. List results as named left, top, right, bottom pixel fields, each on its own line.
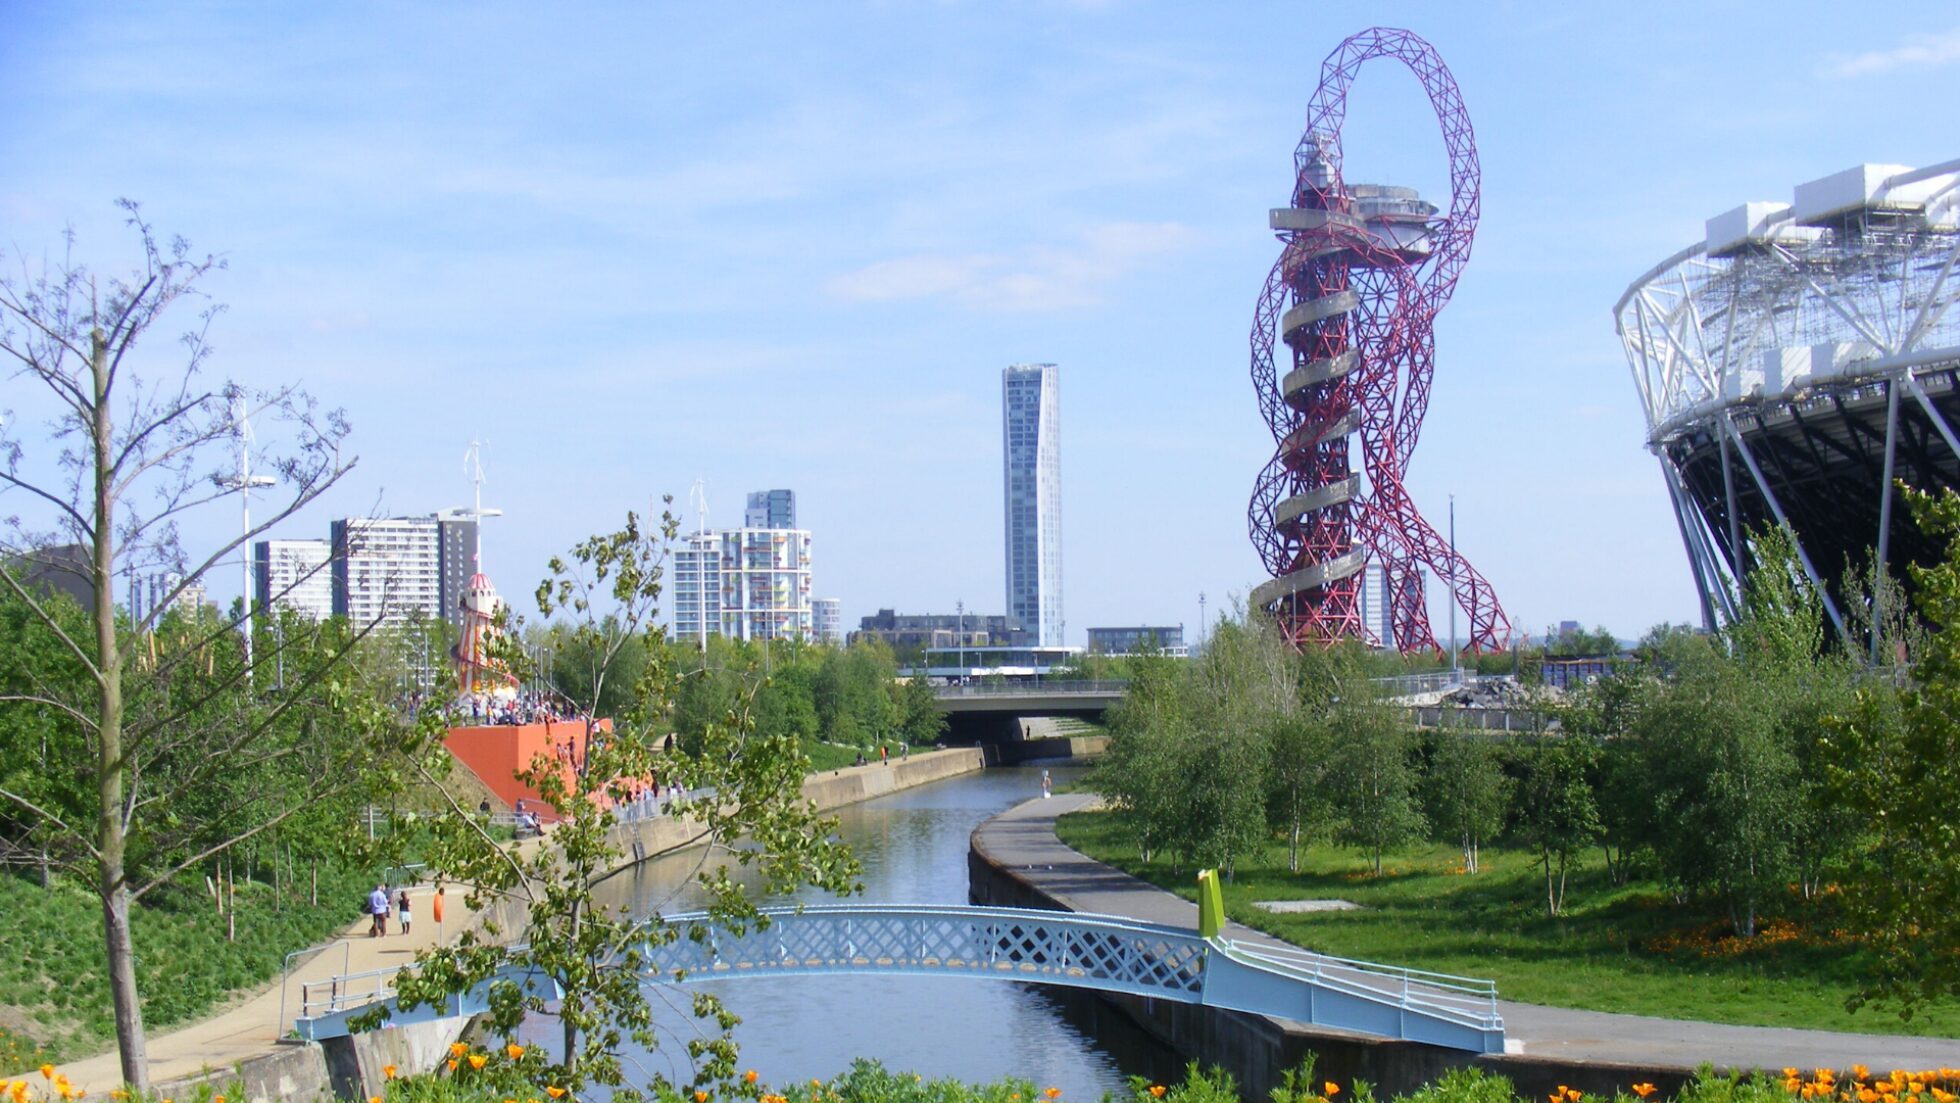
left=464, top=690, right=585, bottom=726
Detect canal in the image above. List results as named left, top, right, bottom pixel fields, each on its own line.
left=544, top=763, right=1181, bottom=1097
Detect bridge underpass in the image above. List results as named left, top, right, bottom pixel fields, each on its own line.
left=293, top=902, right=1505, bottom=1053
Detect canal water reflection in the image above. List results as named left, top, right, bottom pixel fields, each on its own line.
left=537, top=764, right=1183, bottom=1098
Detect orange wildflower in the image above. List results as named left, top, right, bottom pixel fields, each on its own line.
left=547, top=1091, right=567, bottom=1100
left=384, top=1066, right=398, bottom=1080
left=1631, top=1087, right=1656, bottom=1100
left=508, top=1045, right=526, bottom=1061
left=1047, top=1090, right=1064, bottom=1100
left=747, top=1072, right=760, bottom=1085
left=469, top=1055, right=489, bottom=1071
left=370, top=1096, right=383, bottom=1103
left=39, top=1069, right=53, bottom=1082
left=447, top=1061, right=459, bottom=1074
left=1150, top=1089, right=1168, bottom=1099
left=452, top=1042, right=471, bottom=1057
left=696, top=1093, right=710, bottom=1103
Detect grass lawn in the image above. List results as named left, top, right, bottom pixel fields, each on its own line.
left=1056, top=808, right=1960, bottom=1038
left=803, top=739, right=870, bottom=772
left=0, top=863, right=376, bottom=1065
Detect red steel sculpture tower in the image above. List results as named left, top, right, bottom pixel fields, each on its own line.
left=1249, top=27, right=1510, bottom=652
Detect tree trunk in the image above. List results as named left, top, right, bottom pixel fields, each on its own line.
left=91, top=328, right=149, bottom=1090
left=1289, top=822, right=1300, bottom=874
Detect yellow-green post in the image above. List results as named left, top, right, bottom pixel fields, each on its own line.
left=1198, top=868, right=1224, bottom=939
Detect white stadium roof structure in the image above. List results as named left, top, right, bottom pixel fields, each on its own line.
left=1615, top=158, right=1960, bottom=647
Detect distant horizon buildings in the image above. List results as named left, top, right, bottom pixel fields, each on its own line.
left=1358, top=563, right=1393, bottom=649
left=851, top=607, right=1020, bottom=651
left=745, top=488, right=796, bottom=530
left=328, top=515, right=479, bottom=630
left=812, top=596, right=842, bottom=645
left=673, top=525, right=815, bottom=644
left=253, top=538, right=334, bottom=622
left=1085, top=625, right=1187, bottom=657
left=1003, top=363, right=1062, bottom=647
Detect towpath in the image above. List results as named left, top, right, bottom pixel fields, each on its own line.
left=980, top=793, right=1960, bottom=1072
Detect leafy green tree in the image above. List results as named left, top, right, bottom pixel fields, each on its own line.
left=1513, top=737, right=1599, bottom=917
left=1095, top=651, right=1189, bottom=863
left=1824, top=488, right=1960, bottom=1015
left=391, top=509, right=859, bottom=1097
left=1327, top=692, right=1423, bottom=876
left=1422, top=735, right=1508, bottom=873
left=1265, top=644, right=1366, bottom=873
left=894, top=672, right=946, bottom=746
left=547, top=614, right=648, bottom=718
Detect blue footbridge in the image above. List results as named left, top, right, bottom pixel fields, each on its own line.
left=293, top=876, right=1505, bottom=1054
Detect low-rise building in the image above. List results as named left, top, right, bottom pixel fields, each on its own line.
left=851, top=608, right=1023, bottom=650
left=253, top=538, right=333, bottom=621
left=1085, top=625, right=1187, bottom=657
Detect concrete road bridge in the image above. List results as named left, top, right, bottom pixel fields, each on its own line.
left=291, top=893, right=1505, bottom=1054
left=930, top=675, right=1548, bottom=738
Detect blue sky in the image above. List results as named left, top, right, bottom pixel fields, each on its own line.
left=4, top=2, right=1957, bottom=642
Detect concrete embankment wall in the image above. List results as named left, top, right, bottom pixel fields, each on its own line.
left=967, top=827, right=1694, bottom=1103
left=156, top=1013, right=473, bottom=1103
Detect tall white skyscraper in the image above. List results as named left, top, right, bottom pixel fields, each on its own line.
left=1002, top=363, right=1062, bottom=647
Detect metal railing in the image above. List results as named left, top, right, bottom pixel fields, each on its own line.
left=1404, top=705, right=1552, bottom=733
left=934, top=680, right=1131, bottom=697
left=291, top=904, right=1504, bottom=1053
left=1214, top=936, right=1501, bottom=1033
left=297, top=963, right=406, bottom=1020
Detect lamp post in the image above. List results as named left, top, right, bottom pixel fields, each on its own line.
left=223, top=392, right=275, bottom=669
left=956, top=600, right=965, bottom=682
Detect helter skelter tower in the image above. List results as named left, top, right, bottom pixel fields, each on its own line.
left=1249, top=27, right=1510, bottom=653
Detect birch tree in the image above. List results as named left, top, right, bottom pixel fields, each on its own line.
left=0, top=206, right=384, bottom=1088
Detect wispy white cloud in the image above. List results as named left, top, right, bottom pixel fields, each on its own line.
left=1825, top=27, right=1960, bottom=77
left=824, top=221, right=1197, bottom=310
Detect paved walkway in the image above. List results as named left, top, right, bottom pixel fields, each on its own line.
left=978, top=793, right=1960, bottom=1071
left=45, top=884, right=473, bottom=1095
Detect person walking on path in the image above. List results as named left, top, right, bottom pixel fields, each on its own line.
left=368, top=883, right=389, bottom=937
left=1041, top=769, right=1052, bottom=799
left=397, top=889, right=412, bottom=936
left=880, top=745, right=888, bottom=765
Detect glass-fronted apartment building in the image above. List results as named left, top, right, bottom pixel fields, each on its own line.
left=1002, top=363, right=1062, bottom=647
left=672, top=527, right=814, bottom=644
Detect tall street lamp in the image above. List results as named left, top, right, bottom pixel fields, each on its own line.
left=223, top=393, right=275, bottom=669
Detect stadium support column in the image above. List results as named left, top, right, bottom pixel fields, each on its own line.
left=1719, top=417, right=1847, bottom=637
left=1874, top=378, right=1901, bottom=663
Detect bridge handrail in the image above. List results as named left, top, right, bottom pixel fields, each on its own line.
left=292, top=903, right=1503, bottom=1052
left=1213, top=940, right=1501, bottom=1031
left=637, top=902, right=1202, bottom=944
left=933, top=680, right=1131, bottom=697
left=1218, top=937, right=1496, bottom=997
left=297, top=963, right=404, bottom=1018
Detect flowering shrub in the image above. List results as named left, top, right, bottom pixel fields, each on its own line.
left=23, top=1054, right=1959, bottom=1103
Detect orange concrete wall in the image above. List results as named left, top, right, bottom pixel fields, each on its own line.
left=444, top=720, right=610, bottom=823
